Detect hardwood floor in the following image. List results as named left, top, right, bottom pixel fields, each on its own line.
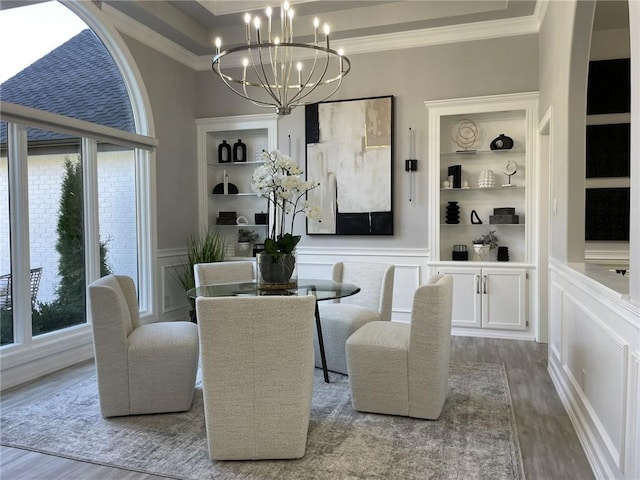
left=0, top=337, right=594, bottom=480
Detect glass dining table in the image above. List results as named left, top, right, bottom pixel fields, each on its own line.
left=188, top=279, right=360, bottom=383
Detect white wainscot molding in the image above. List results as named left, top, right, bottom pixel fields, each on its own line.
left=548, top=259, right=640, bottom=480
left=297, top=247, right=430, bottom=323
left=157, top=248, right=191, bottom=322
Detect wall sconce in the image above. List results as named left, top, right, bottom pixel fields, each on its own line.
left=405, top=127, right=418, bottom=202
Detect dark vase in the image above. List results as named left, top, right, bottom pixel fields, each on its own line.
left=218, top=140, right=231, bottom=163
left=490, top=134, right=514, bottom=150
left=445, top=201, right=460, bottom=224
left=233, top=139, right=247, bottom=162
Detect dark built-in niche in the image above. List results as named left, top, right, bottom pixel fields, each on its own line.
left=585, top=58, right=630, bottom=241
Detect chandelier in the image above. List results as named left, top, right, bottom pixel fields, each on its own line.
left=212, top=2, right=351, bottom=115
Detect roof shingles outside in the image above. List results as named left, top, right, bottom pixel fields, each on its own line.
left=0, top=29, right=135, bottom=143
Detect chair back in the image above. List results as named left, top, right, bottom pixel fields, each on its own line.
left=196, top=294, right=316, bottom=460
left=407, top=274, right=454, bottom=418
left=194, top=261, right=254, bottom=288
left=332, top=262, right=395, bottom=321
left=88, top=274, right=140, bottom=415
left=0, top=267, right=43, bottom=309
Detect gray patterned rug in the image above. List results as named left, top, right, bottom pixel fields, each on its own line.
left=1, top=362, right=524, bottom=480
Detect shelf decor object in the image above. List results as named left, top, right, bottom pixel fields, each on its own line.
left=218, top=140, right=231, bottom=163
left=490, top=134, right=514, bottom=150
left=211, top=2, right=351, bottom=116
left=451, top=118, right=478, bottom=152
left=477, top=169, right=496, bottom=188
left=502, top=160, right=518, bottom=187
left=445, top=202, right=460, bottom=224
left=497, top=246, right=510, bottom=262
left=233, top=139, right=247, bottom=162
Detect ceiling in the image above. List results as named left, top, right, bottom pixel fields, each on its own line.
left=0, top=1, right=630, bottom=60
left=101, top=0, right=540, bottom=56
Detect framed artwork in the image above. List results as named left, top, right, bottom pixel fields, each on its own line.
left=305, top=95, right=394, bottom=235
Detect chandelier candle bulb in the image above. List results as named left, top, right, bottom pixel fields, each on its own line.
left=314, top=17, right=319, bottom=44
left=324, top=23, right=330, bottom=49
left=245, top=13, right=251, bottom=44
left=266, top=6, right=272, bottom=41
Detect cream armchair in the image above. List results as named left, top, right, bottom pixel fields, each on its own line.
left=346, top=274, right=454, bottom=419
left=88, top=274, right=199, bottom=417
left=194, top=260, right=254, bottom=287
left=196, top=294, right=316, bottom=460
left=314, top=262, right=395, bottom=374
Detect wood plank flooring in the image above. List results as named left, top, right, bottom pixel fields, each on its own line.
left=0, top=337, right=594, bottom=480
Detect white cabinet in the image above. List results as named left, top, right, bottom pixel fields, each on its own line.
left=196, top=114, right=278, bottom=257
left=437, top=266, right=527, bottom=331
left=425, top=93, right=538, bottom=338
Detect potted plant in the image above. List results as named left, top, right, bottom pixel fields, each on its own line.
left=472, top=230, right=498, bottom=261
left=172, top=229, right=226, bottom=318
left=251, top=150, right=320, bottom=287
left=236, top=228, right=260, bottom=256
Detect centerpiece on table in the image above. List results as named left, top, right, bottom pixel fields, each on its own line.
left=251, top=150, right=319, bottom=289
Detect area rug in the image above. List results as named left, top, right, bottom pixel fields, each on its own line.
left=1, top=362, right=524, bottom=480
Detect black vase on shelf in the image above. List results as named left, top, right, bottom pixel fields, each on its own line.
left=497, top=246, right=510, bottom=261
left=445, top=201, right=460, bottom=224
left=233, top=139, right=247, bottom=162
left=218, top=140, right=231, bottom=163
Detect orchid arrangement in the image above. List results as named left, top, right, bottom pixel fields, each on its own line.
left=251, top=150, right=320, bottom=255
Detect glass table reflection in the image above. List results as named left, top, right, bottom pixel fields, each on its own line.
left=188, top=279, right=360, bottom=383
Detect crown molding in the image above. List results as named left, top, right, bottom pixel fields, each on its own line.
left=101, top=3, right=202, bottom=70
left=103, top=3, right=542, bottom=72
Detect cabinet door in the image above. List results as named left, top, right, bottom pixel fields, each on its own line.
left=481, top=268, right=527, bottom=330
left=437, top=267, right=482, bottom=328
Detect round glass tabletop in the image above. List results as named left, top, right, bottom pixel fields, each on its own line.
left=188, top=278, right=360, bottom=302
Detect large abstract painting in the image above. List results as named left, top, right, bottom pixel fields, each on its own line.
left=305, top=96, right=394, bottom=235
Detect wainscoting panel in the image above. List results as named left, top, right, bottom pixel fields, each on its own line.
left=297, top=247, right=430, bottom=323
left=157, top=248, right=191, bottom=322
left=157, top=247, right=431, bottom=323
left=548, top=260, right=639, bottom=480
left=563, top=292, right=627, bottom=467
left=549, top=280, right=563, bottom=364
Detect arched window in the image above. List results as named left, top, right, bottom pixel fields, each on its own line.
left=0, top=1, right=156, bottom=388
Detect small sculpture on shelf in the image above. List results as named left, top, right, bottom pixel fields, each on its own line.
left=502, top=160, right=518, bottom=187
left=477, top=169, right=495, bottom=188
left=450, top=119, right=478, bottom=153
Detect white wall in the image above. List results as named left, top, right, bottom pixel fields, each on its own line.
left=540, top=1, right=640, bottom=478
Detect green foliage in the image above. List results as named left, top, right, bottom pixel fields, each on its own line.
left=53, top=157, right=111, bottom=320
left=472, top=230, right=499, bottom=250
left=0, top=308, right=13, bottom=346
left=172, top=230, right=226, bottom=309
left=238, top=229, right=260, bottom=243
left=263, top=233, right=300, bottom=255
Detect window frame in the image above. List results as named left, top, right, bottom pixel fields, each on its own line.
left=1, top=102, right=157, bottom=378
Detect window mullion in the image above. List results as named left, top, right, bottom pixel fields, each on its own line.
left=82, top=138, right=100, bottom=292
left=7, top=123, right=32, bottom=344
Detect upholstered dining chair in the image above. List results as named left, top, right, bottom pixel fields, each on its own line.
left=196, top=294, right=316, bottom=460
left=314, top=262, right=395, bottom=374
left=194, top=260, right=254, bottom=287
left=89, top=274, right=199, bottom=418
left=346, top=274, right=454, bottom=420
